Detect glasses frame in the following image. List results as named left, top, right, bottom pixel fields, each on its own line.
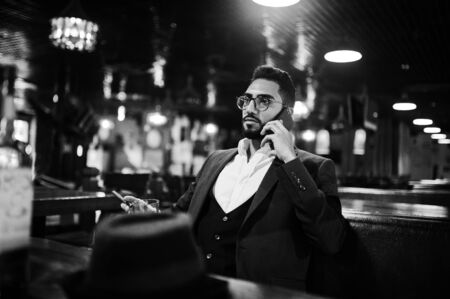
left=236, top=95, right=292, bottom=112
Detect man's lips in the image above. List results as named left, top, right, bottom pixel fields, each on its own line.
left=243, top=116, right=260, bottom=124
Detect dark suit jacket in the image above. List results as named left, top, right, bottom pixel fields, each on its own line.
left=176, top=148, right=347, bottom=290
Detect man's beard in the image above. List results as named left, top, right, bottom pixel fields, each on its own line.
left=242, top=115, right=264, bottom=140
left=243, top=127, right=263, bottom=140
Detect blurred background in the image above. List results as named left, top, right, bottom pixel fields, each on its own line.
left=1, top=0, right=450, bottom=195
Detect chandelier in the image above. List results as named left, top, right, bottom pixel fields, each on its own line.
left=49, top=0, right=99, bottom=52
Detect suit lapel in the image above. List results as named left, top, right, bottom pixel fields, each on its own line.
left=188, top=149, right=237, bottom=222
left=242, top=158, right=283, bottom=226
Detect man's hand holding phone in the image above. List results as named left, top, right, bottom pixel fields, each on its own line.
left=260, top=119, right=297, bottom=163
left=113, top=191, right=158, bottom=214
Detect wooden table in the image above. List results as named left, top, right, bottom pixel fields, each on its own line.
left=27, top=238, right=325, bottom=299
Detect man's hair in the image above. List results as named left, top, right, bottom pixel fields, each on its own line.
left=251, top=65, right=295, bottom=107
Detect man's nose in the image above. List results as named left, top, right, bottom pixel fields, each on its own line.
left=245, top=99, right=258, bottom=114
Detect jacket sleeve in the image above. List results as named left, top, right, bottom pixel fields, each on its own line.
left=173, top=152, right=214, bottom=212
left=276, top=157, right=347, bottom=254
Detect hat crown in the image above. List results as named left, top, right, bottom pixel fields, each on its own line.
left=87, top=213, right=205, bottom=293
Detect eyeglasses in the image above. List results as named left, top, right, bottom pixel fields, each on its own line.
left=236, top=95, right=290, bottom=112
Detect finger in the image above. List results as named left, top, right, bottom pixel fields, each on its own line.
left=268, top=150, right=277, bottom=157
left=260, top=135, right=273, bottom=148
left=260, top=123, right=277, bottom=136
left=261, top=121, right=283, bottom=135
left=120, top=203, right=130, bottom=212
left=122, top=195, right=142, bottom=204
left=146, top=205, right=158, bottom=213
left=268, top=120, right=286, bottom=132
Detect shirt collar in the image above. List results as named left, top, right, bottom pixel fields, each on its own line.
left=237, top=138, right=272, bottom=159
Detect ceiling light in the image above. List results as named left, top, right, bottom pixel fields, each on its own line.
left=392, top=102, right=416, bottom=111
left=423, top=127, right=441, bottom=134
left=49, top=0, right=99, bottom=52
left=252, top=0, right=300, bottom=7
left=324, top=50, right=362, bottom=63
left=413, top=118, right=433, bottom=126
left=431, top=134, right=446, bottom=140
left=438, top=139, right=450, bottom=144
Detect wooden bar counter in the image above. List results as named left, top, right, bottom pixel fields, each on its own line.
left=33, top=187, right=121, bottom=217
left=339, top=186, right=450, bottom=206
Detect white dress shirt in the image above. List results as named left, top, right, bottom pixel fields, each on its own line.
left=213, top=138, right=275, bottom=213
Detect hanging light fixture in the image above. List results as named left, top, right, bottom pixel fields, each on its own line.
left=49, top=0, right=99, bottom=52
left=413, top=118, right=433, bottom=126
left=392, top=93, right=416, bottom=111
left=423, top=127, right=441, bottom=134
left=393, top=102, right=416, bottom=111
left=324, top=50, right=362, bottom=63
left=324, top=37, right=362, bottom=63
left=431, top=133, right=446, bottom=140
left=252, top=0, right=300, bottom=7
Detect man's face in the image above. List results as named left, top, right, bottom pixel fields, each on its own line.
left=242, top=79, right=284, bottom=139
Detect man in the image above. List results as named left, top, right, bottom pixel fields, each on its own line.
left=122, top=65, right=347, bottom=291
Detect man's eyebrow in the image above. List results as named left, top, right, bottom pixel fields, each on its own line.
left=244, top=93, right=274, bottom=99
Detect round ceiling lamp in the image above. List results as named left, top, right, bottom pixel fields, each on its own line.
left=431, top=133, right=446, bottom=140
left=413, top=118, right=433, bottom=126
left=252, top=0, right=300, bottom=7
left=49, top=0, right=99, bottom=52
left=324, top=50, right=362, bottom=63
left=392, top=102, right=417, bottom=111
left=423, top=127, right=441, bottom=134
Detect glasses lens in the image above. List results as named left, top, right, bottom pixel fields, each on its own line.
left=236, top=95, right=272, bottom=111
left=236, top=96, right=249, bottom=110
left=256, top=96, right=275, bottom=111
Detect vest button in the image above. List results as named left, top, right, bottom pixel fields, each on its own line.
left=214, top=234, right=221, bottom=240
left=222, top=216, right=229, bottom=222
left=206, top=253, right=213, bottom=260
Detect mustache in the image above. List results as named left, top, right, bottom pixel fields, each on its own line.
left=242, top=115, right=262, bottom=124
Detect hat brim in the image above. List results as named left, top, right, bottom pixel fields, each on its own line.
left=61, top=270, right=230, bottom=299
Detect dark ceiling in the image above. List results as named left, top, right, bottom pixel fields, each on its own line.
left=1, top=0, right=450, bottom=132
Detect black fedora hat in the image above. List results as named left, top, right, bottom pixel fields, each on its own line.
left=62, top=213, right=229, bottom=299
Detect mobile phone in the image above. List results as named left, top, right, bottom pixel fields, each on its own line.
left=262, top=107, right=293, bottom=149
left=276, top=107, right=293, bottom=131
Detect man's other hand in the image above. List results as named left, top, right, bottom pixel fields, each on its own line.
left=120, top=196, right=157, bottom=214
